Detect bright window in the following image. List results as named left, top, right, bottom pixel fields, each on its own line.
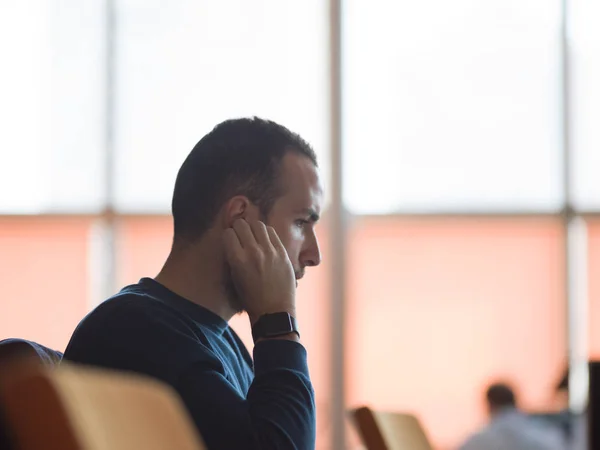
left=343, top=0, right=562, bottom=213
left=113, top=0, right=329, bottom=212
left=0, top=1, right=105, bottom=213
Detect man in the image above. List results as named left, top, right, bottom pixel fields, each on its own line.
left=64, top=117, right=323, bottom=450
left=459, top=383, right=564, bottom=450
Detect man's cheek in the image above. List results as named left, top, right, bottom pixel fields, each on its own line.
left=290, top=226, right=304, bottom=240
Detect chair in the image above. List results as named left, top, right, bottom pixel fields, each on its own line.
left=0, top=363, right=205, bottom=450
left=351, top=406, right=433, bottom=450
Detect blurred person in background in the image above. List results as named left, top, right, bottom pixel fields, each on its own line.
left=459, top=382, right=565, bottom=450
left=552, top=367, right=586, bottom=450
left=63, top=117, right=323, bottom=450
left=0, top=338, right=62, bottom=368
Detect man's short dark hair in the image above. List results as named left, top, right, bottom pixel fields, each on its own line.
left=486, top=383, right=516, bottom=409
left=172, top=117, right=317, bottom=242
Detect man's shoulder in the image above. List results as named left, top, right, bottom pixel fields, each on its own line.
left=87, top=287, right=163, bottom=316
left=75, top=284, right=193, bottom=330
left=460, top=417, right=566, bottom=450
left=64, top=285, right=206, bottom=358
left=63, top=285, right=221, bottom=382
left=458, top=429, right=490, bottom=450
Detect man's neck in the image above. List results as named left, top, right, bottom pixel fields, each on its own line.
left=154, top=241, right=237, bottom=322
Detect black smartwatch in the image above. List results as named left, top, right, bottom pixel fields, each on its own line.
left=251, top=312, right=300, bottom=343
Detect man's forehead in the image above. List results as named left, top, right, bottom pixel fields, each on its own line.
left=279, top=153, right=323, bottom=197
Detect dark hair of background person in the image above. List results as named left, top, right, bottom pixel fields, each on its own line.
left=172, top=117, right=318, bottom=244
left=556, top=364, right=571, bottom=392
left=486, top=383, right=517, bottom=409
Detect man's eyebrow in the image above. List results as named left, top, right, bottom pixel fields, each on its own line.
left=301, top=208, right=320, bottom=222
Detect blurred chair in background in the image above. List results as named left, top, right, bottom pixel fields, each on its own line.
left=351, top=406, right=433, bottom=450
left=0, top=338, right=63, bottom=450
left=0, top=338, right=63, bottom=368
left=458, top=382, right=564, bottom=450
left=0, top=362, right=205, bottom=450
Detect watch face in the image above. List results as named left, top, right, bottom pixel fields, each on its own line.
left=252, top=312, right=299, bottom=343
left=264, top=313, right=294, bottom=336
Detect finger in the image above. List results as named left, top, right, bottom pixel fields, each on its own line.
left=222, top=228, right=243, bottom=263
left=248, top=220, right=271, bottom=248
left=232, top=219, right=257, bottom=249
left=266, top=226, right=287, bottom=254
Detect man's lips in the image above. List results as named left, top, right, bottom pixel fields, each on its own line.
left=295, top=271, right=304, bottom=288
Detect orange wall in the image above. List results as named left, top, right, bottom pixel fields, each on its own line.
left=0, top=216, right=576, bottom=449
left=0, top=217, right=90, bottom=350
left=588, top=219, right=600, bottom=358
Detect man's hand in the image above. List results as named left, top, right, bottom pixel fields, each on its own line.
left=223, top=219, right=296, bottom=325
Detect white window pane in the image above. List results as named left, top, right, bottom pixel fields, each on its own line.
left=571, top=0, right=600, bottom=210
left=114, top=0, right=328, bottom=213
left=0, top=1, right=106, bottom=213
left=343, top=0, right=563, bottom=214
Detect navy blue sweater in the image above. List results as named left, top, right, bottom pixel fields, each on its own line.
left=64, top=278, right=316, bottom=450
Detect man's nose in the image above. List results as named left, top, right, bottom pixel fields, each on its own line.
left=301, top=235, right=321, bottom=268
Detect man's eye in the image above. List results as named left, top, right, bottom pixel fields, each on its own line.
left=295, top=219, right=309, bottom=228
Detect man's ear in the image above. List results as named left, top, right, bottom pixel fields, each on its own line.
left=223, top=196, right=248, bottom=228
left=222, top=196, right=260, bottom=228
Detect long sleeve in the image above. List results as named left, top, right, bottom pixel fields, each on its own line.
left=178, top=339, right=315, bottom=450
